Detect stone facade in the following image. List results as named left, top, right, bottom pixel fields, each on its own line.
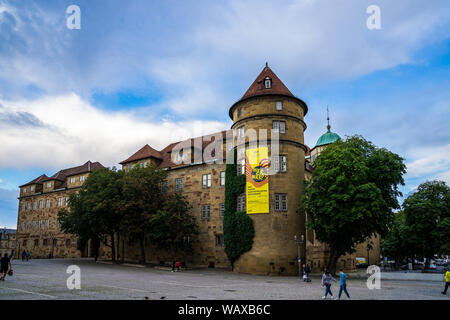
left=15, top=161, right=104, bottom=259
left=0, top=229, right=16, bottom=257
left=15, top=65, right=381, bottom=275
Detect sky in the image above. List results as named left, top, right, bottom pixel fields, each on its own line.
left=0, top=0, right=449, bottom=228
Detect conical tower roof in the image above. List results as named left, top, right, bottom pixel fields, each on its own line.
left=229, top=63, right=308, bottom=118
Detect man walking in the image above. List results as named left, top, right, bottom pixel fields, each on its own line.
left=0, top=253, right=11, bottom=281
left=442, top=267, right=450, bottom=295
left=338, top=268, right=351, bottom=299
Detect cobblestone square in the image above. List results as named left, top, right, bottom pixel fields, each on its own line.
left=0, top=259, right=448, bottom=300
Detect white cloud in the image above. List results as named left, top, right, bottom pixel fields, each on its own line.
left=0, top=94, right=227, bottom=169
left=405, top=144, right=450, bottom=178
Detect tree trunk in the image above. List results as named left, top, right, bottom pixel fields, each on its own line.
left=116, top=233, right=120, bottom=261
left=139, top=234, right=146, bottom=264
left=327, top=245, right=339, bottom=276
left=122, top=238, right=125, bottom=263
left=425, top=256, right=430, bottom=270
left=110, top=233, right=116, bottom=262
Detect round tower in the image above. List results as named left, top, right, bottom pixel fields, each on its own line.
left=229, top=64, right=309, bottom=275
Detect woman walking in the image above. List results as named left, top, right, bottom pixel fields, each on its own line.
left=321, top=270, right=336, bottom=299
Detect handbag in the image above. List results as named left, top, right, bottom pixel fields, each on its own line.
left=7, top=269, right=13, bottom=276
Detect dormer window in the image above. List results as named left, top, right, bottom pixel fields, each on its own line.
left=264, top=77, right=272, bottom=89
left=177, top=150, right=185, bottom=163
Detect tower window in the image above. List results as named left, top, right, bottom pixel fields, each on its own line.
left=276, top=101, right=283, bottom=110
left=273, top=121, right=286, bottom=134
left=237, top=107, right=242, bottom=117
left=264, top=77, right=272, bottom=89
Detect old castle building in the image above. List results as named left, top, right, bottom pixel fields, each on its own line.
left=110, top=65, right=309, bottom=275
left=16, top=65, right=379, bottom=274
left=15, top=161, right=104, bottom=259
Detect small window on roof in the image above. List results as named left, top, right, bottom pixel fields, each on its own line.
left=264, top=77, right=272, bottom=89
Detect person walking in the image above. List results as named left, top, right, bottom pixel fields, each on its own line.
left=0, top=253, right=11, bottom=281
left=442, top=267, right=450, bottom=295
left=338, top=268, right=351, bottom=299
left=321, top=270, right=336, bottom=299
left=21, top=250, right=26, bottom=261
left=176, top=260, right=181, bottom=272
left=303, top=264, right=312, bottom=282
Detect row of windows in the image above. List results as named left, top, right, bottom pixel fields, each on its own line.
left=162, top=172, right=226, bottom=193
left=21, top=197, right=69, bottom=212
left=22, top=238, right=70, bottom=247
left=200, top=193, right=288, bottom=220
left=20, top=219, right=60, bottom=231
left=236, top=156, right=287, bottom=175
left=22, top=176, right=85, bottom=193
left=237, top=100, right=283, bottom=118
left=235, top=120, right=287, bottom=140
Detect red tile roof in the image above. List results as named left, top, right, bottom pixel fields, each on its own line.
left=19, top=174, right=49, bottom=188
left=121, top=131, right=228, bottom=170
left=20, top=161, right=105, bottom=187
left=241, top=64, right=295, bottom=100
left=119, top=144, right=163, bottom=165
left=229, top=64, right=308, bottom=118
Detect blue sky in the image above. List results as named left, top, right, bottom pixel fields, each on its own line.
left=0, top=0, right=449, bottom=228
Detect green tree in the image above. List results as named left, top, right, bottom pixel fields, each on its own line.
left=402, top=180, right=450, bottom=268
left=223, top=149, right=254, bottom=270
left=120, top=165, right=167, bottom=264
left=147, top=193, right=198, bottom=258
left=301, top=136, right=406, bottom=274
left=58, top=168, right=124, bottom=261
left=382, top=210, right=412, bottom=266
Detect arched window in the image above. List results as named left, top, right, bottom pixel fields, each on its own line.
left=264, top=77, right=272, bottom=89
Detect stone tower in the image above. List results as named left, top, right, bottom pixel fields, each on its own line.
left=228, top=64, right=309, bottom=275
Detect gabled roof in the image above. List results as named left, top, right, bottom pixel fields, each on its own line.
left=121, top=131, right=228, bottom=169
left=119, top=144, right=163, bottom=165
left=19, top=174, right=49, bottom=188
left=229, top=64, right=308, bottom=118
left=20, top=161, right=105, bottom=188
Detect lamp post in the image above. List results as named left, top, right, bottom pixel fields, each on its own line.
left=294, top=234, right=305, bottom=280
left=183, top=236, right=190, bottom=268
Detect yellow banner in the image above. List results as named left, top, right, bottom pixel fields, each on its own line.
left=245, top=147, right=269, bottom=214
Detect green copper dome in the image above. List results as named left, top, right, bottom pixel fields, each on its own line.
left=316, top=128, right=341, bottom=147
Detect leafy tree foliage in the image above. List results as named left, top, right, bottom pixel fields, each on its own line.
left=301, top=136, right=406, bottom=274
left=119, top=165, right=168, bottom=263
left=58, top=165, right=198, bottom=264
left=400, top=181, right=449, bottom=267
left=147, top=193, right=198, bottom=256
left=58, top=168, right=123, bottom=260
left=223, top=149, right=254, bottom=270
left=382, top=210, right=412, bottom=265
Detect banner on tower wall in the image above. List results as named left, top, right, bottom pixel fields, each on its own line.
left=245, top=147, right=270, bottom=214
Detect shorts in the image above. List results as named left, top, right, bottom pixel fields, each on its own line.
left=0, top=266, right=8, bottom=273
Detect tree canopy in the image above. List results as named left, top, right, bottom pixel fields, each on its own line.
left=300, top=135, right=406, bottom=274
left=58, top=165, right=198, bottom=264
left=383, top=180, right=450, bottom=267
